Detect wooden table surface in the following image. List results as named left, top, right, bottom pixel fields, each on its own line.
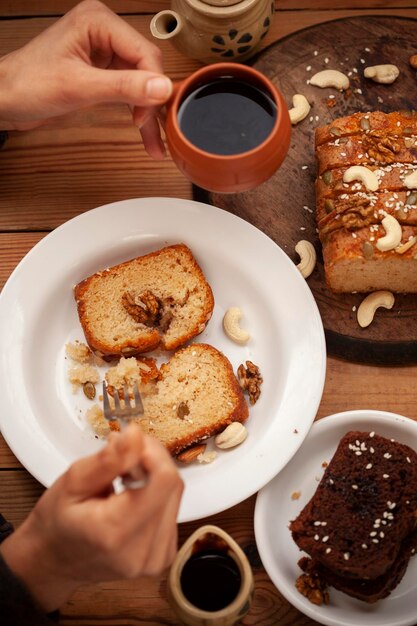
left=2, top=1, right=417, bottom=624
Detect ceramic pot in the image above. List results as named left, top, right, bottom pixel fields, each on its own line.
left=168, top=525, right=254, bottom=626
left=150, top=0, right=274, bottom=65
left=164, top=62, right=291, bottom=193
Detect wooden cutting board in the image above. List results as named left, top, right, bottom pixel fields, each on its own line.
left=197, top=15, right=417, bottom=365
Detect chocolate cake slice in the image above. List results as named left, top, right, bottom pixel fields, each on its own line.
left=290, top=431, right=417, bottom=603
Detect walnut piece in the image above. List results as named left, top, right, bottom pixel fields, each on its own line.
left=237, top=360, right=263, bottom=405
left=295, top=558, right=329, bottom=606
left=122, top=290, right=162, bottom=326
left=362, top=131, right=401, bottom=164
left=340, top=199, right=375, bottom=230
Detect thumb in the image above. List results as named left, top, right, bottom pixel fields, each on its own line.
left=60, top=425, right=145, bottom=498
left=79, top=67, right=173, bottom=107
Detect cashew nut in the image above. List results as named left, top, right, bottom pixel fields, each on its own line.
left=288, top=94, right=311, bottom=125
left=376, top=214, right=403, bottom=251
left=403, top=171, right=417, bottom=189
left=295, top=240, right=317, bottom=278
left=215, top=422, right=248, bottom=449
left=223, top=307, right=250, bottom=344
left=343, top=165, right=379, bottom=191
left=364, top=64, right=400, bottom=84
left=309, top=69, right=350, bottom=91
left=357, top=291, right=395, bottom=328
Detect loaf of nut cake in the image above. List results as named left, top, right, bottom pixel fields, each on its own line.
left=316, top=111, right=417, bottom=293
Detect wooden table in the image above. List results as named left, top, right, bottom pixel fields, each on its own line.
left=2, top=1, right=417, bottom=624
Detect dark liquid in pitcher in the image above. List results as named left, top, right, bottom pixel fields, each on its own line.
left=180, top=550, right=241, bottom=612
left=177, top=78, right=277, bottom=155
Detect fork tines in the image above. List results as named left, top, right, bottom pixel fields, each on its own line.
left=102, top=381, right=144, bottom=424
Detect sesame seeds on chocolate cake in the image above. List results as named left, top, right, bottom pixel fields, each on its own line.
left=290, top=431, right=417, bottom=603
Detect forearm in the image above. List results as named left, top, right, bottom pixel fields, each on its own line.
left=0, top=517, right=80, bottom=614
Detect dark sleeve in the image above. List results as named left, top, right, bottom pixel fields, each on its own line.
left=0, top=131, right=8, bottom=148
left=0, top=514, right=59, bottom=626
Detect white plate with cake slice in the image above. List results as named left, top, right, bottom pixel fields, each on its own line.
left=255, top=409, right=417, bottom=626
left=0, top=197, right=326, bottom=522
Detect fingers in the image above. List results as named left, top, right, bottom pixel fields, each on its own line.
left=62, top=424, right=146, bottom=499
left=77, top=66, right=173, bottom=109
left=139, top=115, right=167, bottom=160
left=79, top=0, right=164, bottom=74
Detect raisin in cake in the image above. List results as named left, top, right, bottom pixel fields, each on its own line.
left=316, top=111, right=417, bottom=292
left=290, top=431, right=417, bottom=603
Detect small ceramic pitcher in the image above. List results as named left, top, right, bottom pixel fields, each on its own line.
left=168, top=525, right=254, bottom=626
left=150, top=0, right=274, bottom=65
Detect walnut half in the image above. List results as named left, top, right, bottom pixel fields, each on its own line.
left=122, top=290, right=162, bottom=326
left=237, top=361, right=263, bottom=405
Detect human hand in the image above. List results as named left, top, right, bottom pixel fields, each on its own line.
left=0, top=0, right=173, bottom=158
left=0, top=424, right=183, bottom=612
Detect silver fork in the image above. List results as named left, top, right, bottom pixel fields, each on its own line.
left=102, top=381, right=147, bottom=489
left=102, top=381, right=144, bottom=429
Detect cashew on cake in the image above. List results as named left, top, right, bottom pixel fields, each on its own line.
left=316, top=111, right=417, bottom=292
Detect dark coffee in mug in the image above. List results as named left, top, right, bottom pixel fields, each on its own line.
left=180, top=549, right=241, bottom=612
left=177, top=78, right=277, bottom=156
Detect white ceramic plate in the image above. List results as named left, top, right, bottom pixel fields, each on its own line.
left=255, top=409, right=417, bottom=626
left=0, top=197, right=326, bottom=522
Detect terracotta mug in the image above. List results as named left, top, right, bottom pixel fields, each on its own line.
left=167, top=524, right=254, bottom=626
left=164, top=62, right=291, bottom=193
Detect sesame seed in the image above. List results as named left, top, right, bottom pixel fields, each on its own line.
left=321, top=522, right=327, bottom=526
left=352, top=305, right=357, bottom=312
left=370, top=531, right=377, bottom=537
left=355, top=451, right=362, bottom=456
left=314, top=521, right=321, bottom=526
left=322, top=536, right=329, bottom=542
left=324, top=57, right=329, bottom=64
left=360, top=58, right=366, bottom=64
left=384, top=453, right=392, bottom=459
left=344, top=552, right=350, bottom=560
left=370, top=447, right=375, bottom=454
left=383, top=473, right=390, bottom=478
left=314, top=50, right=318, bottom=56
left=301, top=165, right=308, bottom=170
left=362, top=543, right=368, bottom=549
left=365, top=47, right=371, bottom=52
left=407, top=457, right=411, bottom=463
left=314, top=534, right=319, bottom=540
left=326, top=547, right=332, bottom=553
left=372, top=539, right=379, bottom=544
left=306, top=65, right=312, bottom=71
left=366, top=463, right=372, bottom=469
left=380, top=531, right=385, bottom=538
left=352, top=484, right=358, bottom=489
left=309, top=116, right=314, bottom=122
left=369, top=432, right=375, bottom=437
left=300, top=226, right=306, bottom=231
left=329, top=479, right=334, bottom=485
left=315, top=115, right=319, bottom=122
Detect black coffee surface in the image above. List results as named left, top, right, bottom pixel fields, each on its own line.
left=180, top=550, right=241, bottom=612
left=178, top=79, right=277, bottom=155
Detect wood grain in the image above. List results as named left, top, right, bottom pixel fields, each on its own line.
left=2, top=4, right=417, bottom=626
left=206, top=15, right=417, bottom=364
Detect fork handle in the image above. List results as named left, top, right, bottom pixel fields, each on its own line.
left=121, top=465, right=147, bottom=490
